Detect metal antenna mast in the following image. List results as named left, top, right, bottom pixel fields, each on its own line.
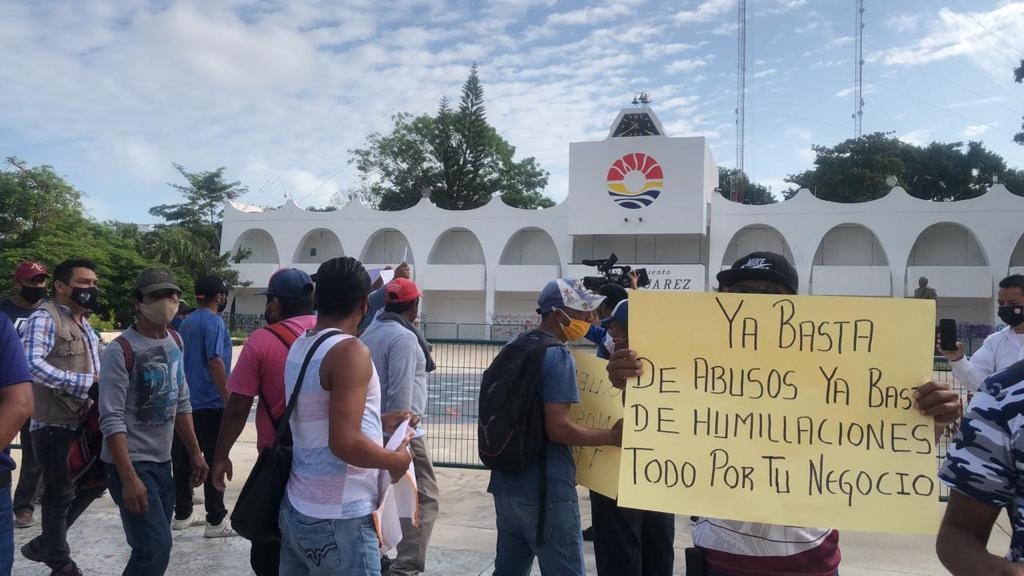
left=854, top=0, right=865, bottom=138
left=733, top=0, right=746, bottom=202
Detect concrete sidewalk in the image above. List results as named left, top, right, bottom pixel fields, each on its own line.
left=10, top=426, right=1009, bottom=576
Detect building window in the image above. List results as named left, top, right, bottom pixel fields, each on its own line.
left=310, top=248, right=317, bottom=257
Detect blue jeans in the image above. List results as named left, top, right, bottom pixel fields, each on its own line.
left=1, top=480, right=12, bottom=576
left=492, top=495, right=585, bottom=576
left=278, top=497, right=381, bottom=576
left=107, top=462, right=175, bottom=576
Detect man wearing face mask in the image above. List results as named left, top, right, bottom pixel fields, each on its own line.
left=1, top=261, right=49, bottom=530
left=940, top=274, right=1024, bottom=393
left=100, top=267, right=208, bottom=575
left=487, top=278, right=623, bottom=576
left=21, top=258, right=102, bottom=576
left=210, top=268, right=316, bottom=576
left=172, top=275, right=236, bottom=538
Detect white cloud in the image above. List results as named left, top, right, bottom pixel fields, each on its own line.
left=834, top=84, right=876, bottom=98
left=674, top=0, right=735, bottom=24
left=878, top=4, right=1024, bottom=77
left=828, top=36, right=853, bottom=47
left=752, top=68, right=777, bottom=79
left=962, top=124, right=995, bottom=139
left=547, top=4, right=633, bottom=26
left=786, top=128, right=813, bottom=141
left=886, top=13, right=920, bottom=33
left=664, top=58, right=710, bottom=74
left=944, top=96, right=1008, bottom=109
left=899, top=129, right=933, bottom=146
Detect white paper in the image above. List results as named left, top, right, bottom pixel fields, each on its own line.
left=373, top=419, right=419, bottom=553
left=378, top=269, right=396, bottom=286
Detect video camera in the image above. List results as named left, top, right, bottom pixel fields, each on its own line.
left=581, top=253, right=650, bottom=291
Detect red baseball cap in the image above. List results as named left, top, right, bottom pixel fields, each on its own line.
left=15, top=261, right=49, bottom=282
left=384, top=278, right=422, bottom=304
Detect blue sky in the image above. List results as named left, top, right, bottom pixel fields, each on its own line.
left=2, top=0, right=1023, bottom=222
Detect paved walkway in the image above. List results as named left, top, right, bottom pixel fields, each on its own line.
left=10, top=424, right=1011, bottom=575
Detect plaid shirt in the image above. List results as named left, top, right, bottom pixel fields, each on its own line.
left=22, top=303, right=100, bottom=430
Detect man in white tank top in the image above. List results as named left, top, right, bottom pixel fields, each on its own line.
left=278, top=257, right=413, bottom=576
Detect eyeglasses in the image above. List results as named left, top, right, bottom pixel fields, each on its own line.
left=719, top=285, right=787, bottom=295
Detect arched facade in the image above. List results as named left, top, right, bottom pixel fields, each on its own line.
left=811, top=224, right=891, bottom=296
left=361, top=228, right=415, bottom=266
left=722, top=225, right=793, bottom=268
left=221, top=106, right=1024, bottom=332
left=294, top=228, right=343, bottom=264
left=233, top=228, right=279, bottom=264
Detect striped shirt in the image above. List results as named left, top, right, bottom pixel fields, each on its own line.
left=22, top=304, right=100, bottom=430
left=285, top=330, right=383, bottom=520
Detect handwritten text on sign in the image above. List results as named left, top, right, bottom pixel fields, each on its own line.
left=617, top=291, right=938, bottom=533
left=569, top=352, right=624, bottom=499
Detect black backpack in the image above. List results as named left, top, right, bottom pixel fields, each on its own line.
left=477, top=329, right=563, bottom=472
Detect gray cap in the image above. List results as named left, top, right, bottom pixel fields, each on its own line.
left=135, top=268, right=181, bottom=295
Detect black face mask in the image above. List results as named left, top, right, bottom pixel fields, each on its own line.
left=19, top=286, right=46, bottom=305
left=70, top=286, right=99, bottom=310
left=998, top=305, right=1024, bottom=327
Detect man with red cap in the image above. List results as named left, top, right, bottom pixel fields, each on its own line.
left=0, top=261, right=49, bottom=529
left=360, top=277, right=438, bottom=576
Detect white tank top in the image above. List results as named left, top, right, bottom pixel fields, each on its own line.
left=284, top=330, right=383, bottom=520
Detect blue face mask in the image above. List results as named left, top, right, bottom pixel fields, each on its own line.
left=604, top=333, right=617, bottom=355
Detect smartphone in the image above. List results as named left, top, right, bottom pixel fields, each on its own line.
left=939, top=319, right=958, bottom=352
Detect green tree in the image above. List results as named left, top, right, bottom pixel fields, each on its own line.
left=145, top=164, right=249, bottom=287
left=0, top=157, right=83, bottom=247
left=717, top=167, right=777, bottom=204
left=783, top=133, right=1022, bottom=201
left=350, top=66, right=552, bottom=210
left=1016, top=59, right=1023, bottom=146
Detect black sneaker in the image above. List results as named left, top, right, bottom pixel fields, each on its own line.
left=582, top=526, right=594, bottom=541
left=21, top=540, right=44, bottom=563
left=50, top=562, right=83, bottom=576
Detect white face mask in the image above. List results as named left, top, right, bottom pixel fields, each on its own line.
left=140, top=299, right=178, bottom=326
left=603, top=332, right=617, bottom=355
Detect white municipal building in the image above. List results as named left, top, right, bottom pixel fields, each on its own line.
left=222, top=106, right=1024, bottom=338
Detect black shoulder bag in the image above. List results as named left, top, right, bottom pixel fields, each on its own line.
left=231, top=329, right=340, bottom=542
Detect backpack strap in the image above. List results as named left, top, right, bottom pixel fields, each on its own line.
left=114, top=335, right=134, bottom=375
left=260, top=322, right=303, bottom=428
left=167, top=327, right=184, bottom=351
left=262, top=322, right=301, bottom=350
left=272, top=329, right=343, bottom=448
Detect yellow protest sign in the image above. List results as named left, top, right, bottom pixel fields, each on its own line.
left=570, top=351, right=623, bottom=498
left=618, top=291, right=939, bottom=533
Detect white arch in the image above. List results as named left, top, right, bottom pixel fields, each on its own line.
left=721, top=224, right=793, bottom=267
left=294, top=228, right=343, bottom=264
left=907, top=223, right=989, bottom=267
left=360, top=228, right=415, bottom=265
left=813, top=223, right=889, bottom=266
left=428, top=228, right=486, bottom=265
left=499, top=228, right=560, bottom=265
left=233, top=228, right=279, bottom=264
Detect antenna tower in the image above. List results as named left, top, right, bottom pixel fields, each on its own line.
left=854, top=0, right=865, bottom=138
left=733, top=0, right=746, bottom=202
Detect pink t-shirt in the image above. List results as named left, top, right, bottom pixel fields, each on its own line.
left=227, top=315, right=317, bottom=451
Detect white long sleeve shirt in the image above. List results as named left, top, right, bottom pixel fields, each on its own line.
left=949, top=326, right=1024, bottom=392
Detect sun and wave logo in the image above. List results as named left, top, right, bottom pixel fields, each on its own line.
left=606, top=153, right=663, bottom=209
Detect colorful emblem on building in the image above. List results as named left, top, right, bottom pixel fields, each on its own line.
left=607, top=153, right=663, bottom=209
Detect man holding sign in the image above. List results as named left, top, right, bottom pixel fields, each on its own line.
left=484, top=278, right=623, bottom=576
left=608, top=251, right=960, bottom=576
